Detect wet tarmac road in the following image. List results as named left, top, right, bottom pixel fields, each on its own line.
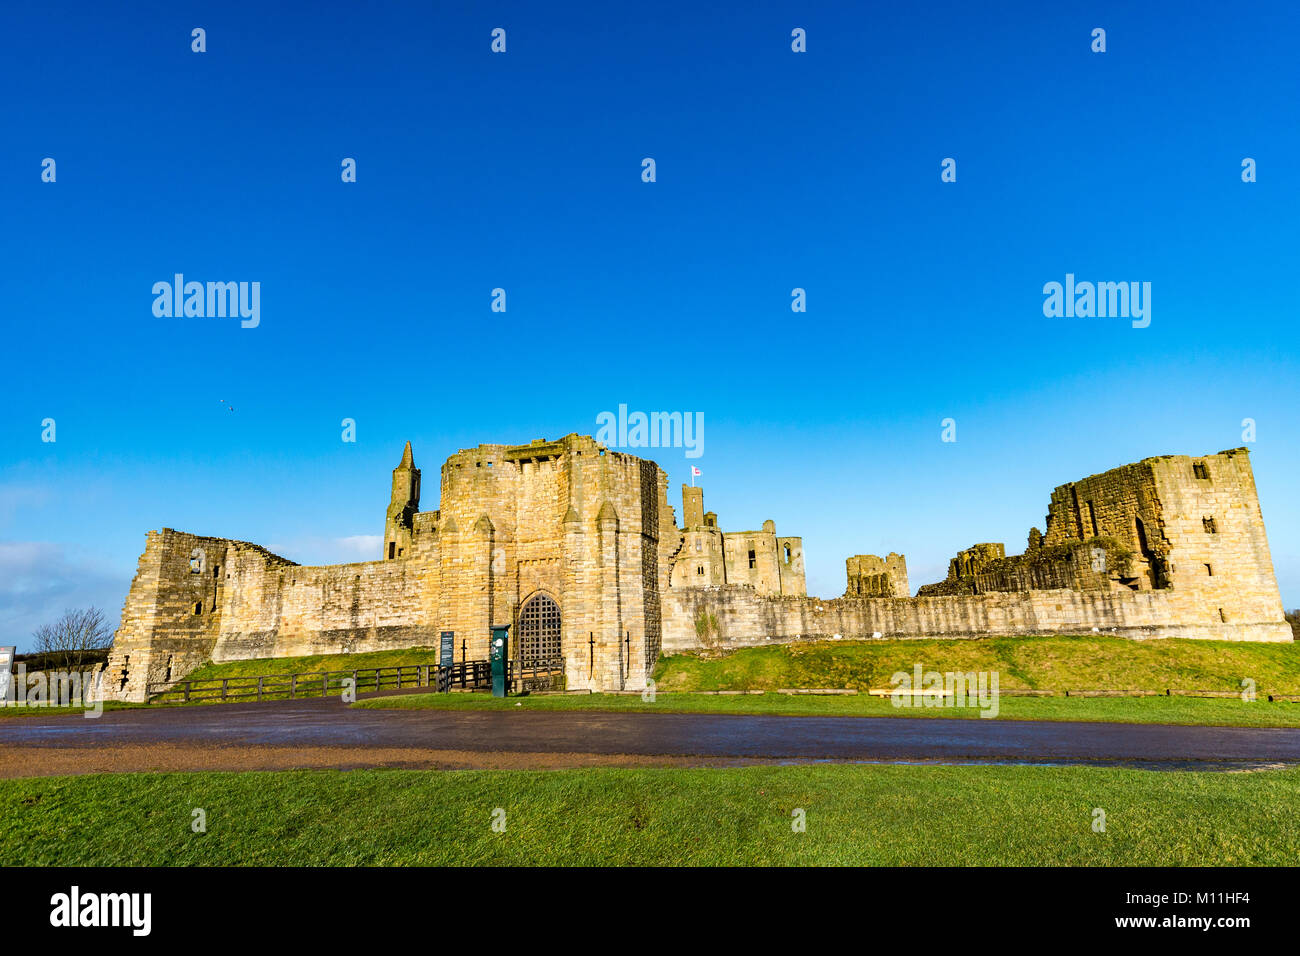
left=4, top=696, right=1300, bottom=774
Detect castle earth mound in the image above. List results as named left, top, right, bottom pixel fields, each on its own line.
left=102, top=440, right=1291, bottom=701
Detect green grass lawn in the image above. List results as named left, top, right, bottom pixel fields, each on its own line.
left=354, top=688, right=1300, bottom=726
left=4, top=764, right=1296, bottom=865
left=163, top=635, right=1300, bottom=699
left=9, top=636, right=1300, bottom=725
left=655, top=635, right=1300, bottom=694
left=146, top=647, right=443, bottom=705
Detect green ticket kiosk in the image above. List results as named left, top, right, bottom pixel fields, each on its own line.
left=490, top=626, right=509, bottom=698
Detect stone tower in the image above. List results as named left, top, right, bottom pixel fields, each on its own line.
left=669, top=484, right=806, bottom=596
left=384, top=442, right=421, bottom=561
left=672, top=484, right=725, bottom=587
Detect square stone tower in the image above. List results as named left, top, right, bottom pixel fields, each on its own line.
left=404, top=435, right=679, bottom=691
left=1042, top=447, right=1285, bottom=624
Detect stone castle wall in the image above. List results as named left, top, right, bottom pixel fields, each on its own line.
left=105, top=441, right=1292, bottom=701
left=845, top=553, right=909, bottom=597
left=662, top=584, right=1293, bottom=654
left=664, top=447, right=1291, bottom=654
left=105, top=435, right=678, bottom=700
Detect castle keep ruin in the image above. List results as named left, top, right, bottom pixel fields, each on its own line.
left=103, top=440, right=1291, bottom=701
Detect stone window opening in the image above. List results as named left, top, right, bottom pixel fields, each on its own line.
left=1205, top=563, right=1214, bottom=576
left=697, top=566, right=704, bottom=575
left=695, top=540, right=702, bottom=552
left=784, top=544, right=792, bottom=563
left=1193, top=462, right=1210, bottom=480
left=748, top=549, right=757, bottom=569
left=164, top=655, right=173, bottom=683
left=1203, top=516, right=1218, bottom=534
left=192, top=601, right=202, bottom=616
left=388, top=542, right=396, bottom=559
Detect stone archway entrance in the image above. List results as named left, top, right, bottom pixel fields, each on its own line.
left=517, top=593, right=562, bottom=663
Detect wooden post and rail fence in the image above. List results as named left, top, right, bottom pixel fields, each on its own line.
left=146, top=658, right=565, bottom=705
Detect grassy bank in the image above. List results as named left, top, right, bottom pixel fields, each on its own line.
left=653, top=635, right=1300, bottom=695
left=354, top=688, right=1300, bottom=726
left=178, top=647, right=440, bottom=682
left=351, top=633, right=1300, bottom=727
left=4, top=764, right=1296, bottom=865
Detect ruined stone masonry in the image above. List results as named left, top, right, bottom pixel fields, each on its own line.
left=846, top=553, right=909, bottom=598
left=668, top=485, right=805, bottom=596
left=103, top=441, right=1291, bottom=701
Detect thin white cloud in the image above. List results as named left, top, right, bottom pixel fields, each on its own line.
left=263, top=534, right=385, bottom=567
left=0, top=485, right=54, bottom=529
left=0, top=542, right=128, bottom=651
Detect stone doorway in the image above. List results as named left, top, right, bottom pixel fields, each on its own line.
left=517, top=593, right=562, bottom=663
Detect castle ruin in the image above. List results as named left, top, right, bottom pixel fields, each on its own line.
left=102, top=439, right=1292, bottom=701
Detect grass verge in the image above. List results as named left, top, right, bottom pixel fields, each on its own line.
left=3, top=764, right=1296, bottom=865
left=654, top=635, right=1300, bottom=694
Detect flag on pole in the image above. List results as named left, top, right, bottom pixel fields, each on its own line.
left=690, top=465, right=701, bottom=486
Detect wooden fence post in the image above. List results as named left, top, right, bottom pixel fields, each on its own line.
left=257, top=676, right=264, bottom=702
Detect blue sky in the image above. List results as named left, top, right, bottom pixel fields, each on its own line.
left=3, top=1, right=1298, bottom=649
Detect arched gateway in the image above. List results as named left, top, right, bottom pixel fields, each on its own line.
left=516, top=593, right=562, bottom=663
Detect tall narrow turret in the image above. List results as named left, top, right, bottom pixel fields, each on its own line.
left=384, top=441, right=420, bottom=560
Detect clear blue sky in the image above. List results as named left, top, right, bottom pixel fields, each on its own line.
left=3, top=1, right=1298, bottom=649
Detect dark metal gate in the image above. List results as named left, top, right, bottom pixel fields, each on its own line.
left=517, top=594, right=561, bottom=663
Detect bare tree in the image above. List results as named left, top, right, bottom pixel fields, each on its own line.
left=32, top=607, right=114, bottom=672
